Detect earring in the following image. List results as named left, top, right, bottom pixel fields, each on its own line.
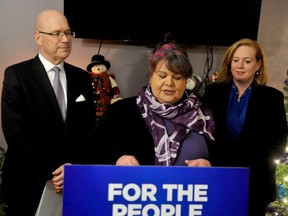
left=255, top=70, right=260, bottom=76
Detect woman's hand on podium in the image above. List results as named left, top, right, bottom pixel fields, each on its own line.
left=116, top=155, right=140, bottom=166
left=185, top=159, right=211, bottom=167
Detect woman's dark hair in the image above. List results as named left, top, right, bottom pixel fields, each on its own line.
left=148, top=32, right=193, bottom=79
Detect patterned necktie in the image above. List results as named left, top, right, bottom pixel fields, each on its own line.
left=52, top=66, right=66, bottom=120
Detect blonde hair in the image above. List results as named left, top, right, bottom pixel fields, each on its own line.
left=217, top=38, right=268, bottom=85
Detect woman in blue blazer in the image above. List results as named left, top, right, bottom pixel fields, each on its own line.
left=203, top=38, right=288, bottom=216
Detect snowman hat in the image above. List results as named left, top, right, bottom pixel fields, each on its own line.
left=86, top=54, right=111, bottom=72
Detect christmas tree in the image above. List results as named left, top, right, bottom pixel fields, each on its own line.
left=266, top=83, right=288, bottom=216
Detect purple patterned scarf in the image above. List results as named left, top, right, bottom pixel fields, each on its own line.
left=137, top=85, right=214, bottom=166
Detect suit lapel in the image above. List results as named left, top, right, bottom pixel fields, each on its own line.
left=64, top=63, right=81, bottom=109
left=64, top=63, right=73, bottom=110
left=32, top=56, right=63, bottom=120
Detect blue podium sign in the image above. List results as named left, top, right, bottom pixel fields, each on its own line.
left=63, top=165, right=249, bottom=216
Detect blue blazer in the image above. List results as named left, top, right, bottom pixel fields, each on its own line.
left=203, top=81, right=287, bottom=208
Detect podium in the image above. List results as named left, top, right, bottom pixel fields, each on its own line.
left=63, top=165, right=249, bottom=216
left=35, top=180, right=62, bottom=216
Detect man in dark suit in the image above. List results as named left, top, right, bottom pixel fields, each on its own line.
left=1, top=9, right=96, bottom=215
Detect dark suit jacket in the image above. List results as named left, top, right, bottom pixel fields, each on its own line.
left=1, top=55, right=96, bottom=215
left=203, top=82, right=287, bottom=211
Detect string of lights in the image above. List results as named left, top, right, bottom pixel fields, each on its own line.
left=266, top=80, right=288, bottom=216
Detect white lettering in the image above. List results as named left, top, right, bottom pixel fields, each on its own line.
left=194, top=185, right=208, bottom=202
left=109, top=183, right=157, bottom=202
left=122, top=183, right=141, bottom=201
left=162, top=184, right=178, bottom=201
left=189, top=204, right=203, bottom=216
left=163, top=184, right=208, bottom=202
left=112, top=204, right=127, bottom=216
left=177, top=184, right=193, bottom=201
left=109, top=183, right=123, bottom=201
left=112, top=204, right=183, bottom=216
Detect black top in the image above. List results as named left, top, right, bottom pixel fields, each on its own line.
left=87, top=96, right=209, bottom=165
left=202, top=82, right=287, bottom=212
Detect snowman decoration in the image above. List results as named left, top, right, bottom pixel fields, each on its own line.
left=86, top=54, right=120, bottom=114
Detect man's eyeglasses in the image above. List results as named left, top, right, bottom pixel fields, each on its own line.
left=38, top=31, right=76, bottom=38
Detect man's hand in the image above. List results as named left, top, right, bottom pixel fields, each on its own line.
left=52, top=163, right=72, bottom=193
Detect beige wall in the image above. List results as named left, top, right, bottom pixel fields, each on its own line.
left=0, top=0, right=286, bottom=149
left=258, top=0, right=288, bottom=90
